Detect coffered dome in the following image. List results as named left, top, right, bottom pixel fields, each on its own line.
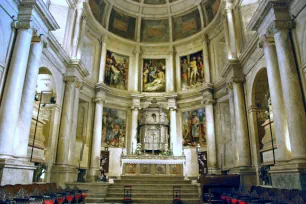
left=88, top=0, right=222, bottom=42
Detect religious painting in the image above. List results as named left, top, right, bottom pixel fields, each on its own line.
left=144, top=0, right=166, bottom=4
left=88, top=0, right=106, bottom=26
left=141, top=19, right=169, bottom=42
left=173, top=9, right=201, bottom=40
left=102, top=107, right=127, bottom=147
left=104, top=50, right=129, bottom=90
left=182, top=108, right=206, bottom=147
left=109, top=9, right=136, bottom=40
left=201, top=0, right=221, bottom=23
left=180, top=50, right=204, bottom=90
left=142, top=59, right=166, bottom=92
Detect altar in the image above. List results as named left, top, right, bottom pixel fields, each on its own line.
left=121, top=155, right=185, bottom=176
left=118, top=99, right=185, bottom=176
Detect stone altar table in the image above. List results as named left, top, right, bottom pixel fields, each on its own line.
left=121, top=155, right=185, bottom=176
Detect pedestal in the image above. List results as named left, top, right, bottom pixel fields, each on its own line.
left=0, top=158, right=36, bottom=185
left=270, top=163, right=306, bottom=190
left=50, top=165, right=78, bottom=188
left=229, top=167, right=257, bottom=191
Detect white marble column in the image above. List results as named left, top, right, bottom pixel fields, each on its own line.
left=223, top=16, right=232, bottom=59
left=130, top=107, right=139, bottom=154
left=14, top=35, right=44, bottom=158
left=167, top=48, right=175, bottom=93
left=233, top=80, right=251, bottom=167
left=205, top=101, right=217, bottom=171
left=98, top=35, right=107, bottom=83
left=0, top=27, right=33, bottom=157
left=202, top=34, right=211, bottom=83
left=68, top=82, right=82, bottom=166
left=71, top=6, right=83, bottom=58
left=225, top=2, right=238, bottom=59
left=169, top=108, right=178, bottom=155
left=273, top=27, right=306, bottom=161
left=88, top=97, right=104, bottom=178
left=56, top=77, right=77, bottom=165
left=130, top=95, right=142, bottom=154
left=132, top=47, right=141, bottom=92
left=76, top=12, right=86, bottom=59
left=261, top=36, right=291, bottom=161
left=166, top=94, right=181, bottom=156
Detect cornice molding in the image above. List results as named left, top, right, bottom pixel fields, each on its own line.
left=18, top=0, right=60, bottom=35
left=247, top=0, right=291, bottom=32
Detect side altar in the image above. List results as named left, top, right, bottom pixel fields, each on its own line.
left=120, top=99, right=186, bottom=176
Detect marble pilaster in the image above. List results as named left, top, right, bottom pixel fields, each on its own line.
left=56, top=76, right=77, bottom=165
left=88, top=96, right=105, bottom=181
left=272, top=25, right=306, bottom=162
left=232, top=79, right=251, bottom=167
left=260, top=36, right=291, bottom=161
left=0, top=27, right=33, bottom=157
left=14, top=35, right=44, bottom=158
left=68, top=82, right=82, bottom=166
left=227, top=84, right=239, bottom=167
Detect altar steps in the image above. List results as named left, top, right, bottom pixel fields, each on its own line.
left=101, top=176, right=200, bottom=204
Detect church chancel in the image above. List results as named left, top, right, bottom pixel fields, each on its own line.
left=120, top=99, right=185, bottom=176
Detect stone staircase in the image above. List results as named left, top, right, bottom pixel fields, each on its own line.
left=102, top=176, right=200, bottom=204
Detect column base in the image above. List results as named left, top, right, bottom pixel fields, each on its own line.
left=270, top=162, right=306, bottom=190
left=87, top=168, right=100, bottom=182
left=50, top=165, right=78, bottom=188
left=0, top=158, right=36, bottom=185
left=208, top=168, right=221, bottom=175
left=229, top=166, right=257, bottom=191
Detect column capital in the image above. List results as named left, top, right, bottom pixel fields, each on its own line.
left=99, top=33, right=108, bottom=44
left=96, top=82, right=110, bottom=93
left=64, top=76, right=81, bottom=83
left=75, top=81, right=83, bottom=89
left=31, top=33, right=45, bottom=43
left=267, top=20, right=295, bottom=35
left=93, top=97, right=105, bottom=104
left=133, top=46, right=142, bottom=55
left=168, top=47, right=175, bottom=55
left=229, top=77, right=245, bottom=84
left=11, top=21, right=32, bottom=30
left=202, top=99, right=215, bottom=105
left=258, top=35, right=275, bottom=48
left=201, top=34, right=210, bottom=44
left=131, top=94, right=143, bottom=110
